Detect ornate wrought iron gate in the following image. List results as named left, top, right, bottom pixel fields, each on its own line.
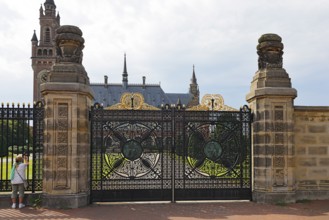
left=90, top=104, right=251, bottom=202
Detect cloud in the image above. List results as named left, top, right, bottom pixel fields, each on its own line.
left=0, top=0, right=329, bottom=107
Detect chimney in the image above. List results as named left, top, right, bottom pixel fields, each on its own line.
left=104, top=75, right=108, bottom=87
left=142, top=76, right=146, bottom=89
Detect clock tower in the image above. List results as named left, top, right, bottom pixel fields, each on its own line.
left=31, top=0, right=60, bottom=101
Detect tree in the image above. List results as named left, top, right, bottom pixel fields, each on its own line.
left=0, top=120, right=32, bottom=157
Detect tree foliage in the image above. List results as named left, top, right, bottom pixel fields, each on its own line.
left=0, top=120, right=32, bottom=156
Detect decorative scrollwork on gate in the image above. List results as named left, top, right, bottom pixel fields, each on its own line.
left=90, top=104, right=252, bottom=202
left=185, top=112, right=244, bottom=178
left=101, top=121, right=162, bottom=179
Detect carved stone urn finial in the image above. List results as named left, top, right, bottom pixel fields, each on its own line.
left=257, top=33, right=284, bottom=70
left=55, top=25, right=84, bottom=64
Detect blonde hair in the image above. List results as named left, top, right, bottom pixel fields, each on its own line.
left=15, top=155, right=23, bottom=168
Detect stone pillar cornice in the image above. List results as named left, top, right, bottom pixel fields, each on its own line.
left=246, top=87, right=297, bottom=102
left=41, top=82, right=94, bottom=100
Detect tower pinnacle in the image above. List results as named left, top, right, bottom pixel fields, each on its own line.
left=122, top=53, right=128, bottom=88
left=192, top=64, right=197, bottom=84
left=188, top=65, right=200, bottom=107
left=31, top=30, right=38, bottom=42
left=44, top=0, right=56, bottom=16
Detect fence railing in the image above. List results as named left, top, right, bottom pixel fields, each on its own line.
left=0, top=102, right=44, bottom=192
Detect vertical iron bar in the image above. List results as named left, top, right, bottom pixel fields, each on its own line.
left=182, top=106, right=186, bottom=201
left=89, top=106, right=93, bottom=204
left=0, top=105, right=3, bottom=188
left=32, top=103, right=37, bottom=193
left=239, top=107, right=244, bottom=190
left=171, top=106, right=175, bottom=203
left=26, top=104, right=31, bottom=191
left=6, top=105, right=10, bottom=190
left=100, top=106, right=104, bottom=198
left=248, top=107, right=252, bottom=200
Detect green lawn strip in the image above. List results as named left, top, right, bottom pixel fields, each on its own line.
left=1, top=159, right=35, bottom=180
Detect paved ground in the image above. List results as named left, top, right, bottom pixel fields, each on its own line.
left=0, top=200, right=328, bottom=220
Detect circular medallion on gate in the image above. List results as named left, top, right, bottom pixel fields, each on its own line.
left=122, top=140, right=143, bottom=161
left=204, top=141, right=222, bottom=161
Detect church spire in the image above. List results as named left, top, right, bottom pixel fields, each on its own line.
left=191, top=64, right=197, bottom=84
left=188, top=65, right=200, bottom=107
left=56, top=12, right=61, bottom=24
left=122, top=53, right=128, bottom=88
left=39, top=4, right=44, bottom=16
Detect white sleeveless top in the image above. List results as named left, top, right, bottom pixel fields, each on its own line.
left=11, top=163, right=27, bottom=184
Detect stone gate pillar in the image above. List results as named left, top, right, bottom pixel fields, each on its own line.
left=246, top=34, right=297, bottom=203
left=40, top=25, right=93, bottom=208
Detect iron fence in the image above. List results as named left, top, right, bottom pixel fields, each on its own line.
left=0, top=102, right=44, bottom=192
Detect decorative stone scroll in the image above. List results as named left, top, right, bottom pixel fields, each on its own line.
left=55, top=25, right=84, bottom=64
left=257, top=33, right=284, bottom=69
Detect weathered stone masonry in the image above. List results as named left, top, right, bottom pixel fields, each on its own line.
left=247, top=33, right=329, bottom=203
left=294, top=106, right=329, bottom=200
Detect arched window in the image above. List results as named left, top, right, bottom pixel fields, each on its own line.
left=45, top=28, right=51, bottom=43
left=43, top=49, right=47, bottom=56
left=49, top=49, right=53, bottom=56
left=37, top=49, right=42, bottom=56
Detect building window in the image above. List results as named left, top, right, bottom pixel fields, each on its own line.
left=43, top=49, right=48, bottom=56
left=49, top=49, right=53, bottom=56
left=37, top=49, right=42, bottom=56
left=45, top=28, right=51, bottom=43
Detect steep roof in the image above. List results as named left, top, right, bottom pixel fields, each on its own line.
left=91, top=83, right=192, bottom=108
left=90, top=54, right=196, bottom=108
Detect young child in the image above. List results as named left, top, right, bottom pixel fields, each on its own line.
left=10, top=154, right=29, bottom=209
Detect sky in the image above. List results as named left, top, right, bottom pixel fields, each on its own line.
left=0, top=0, right=329, bottom=109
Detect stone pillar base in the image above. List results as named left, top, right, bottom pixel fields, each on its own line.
left=253, top=191, right=296, bottom=204
left=42, top=193, right=89, bottom=209
left=296, top=190, right=329, bottom=201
